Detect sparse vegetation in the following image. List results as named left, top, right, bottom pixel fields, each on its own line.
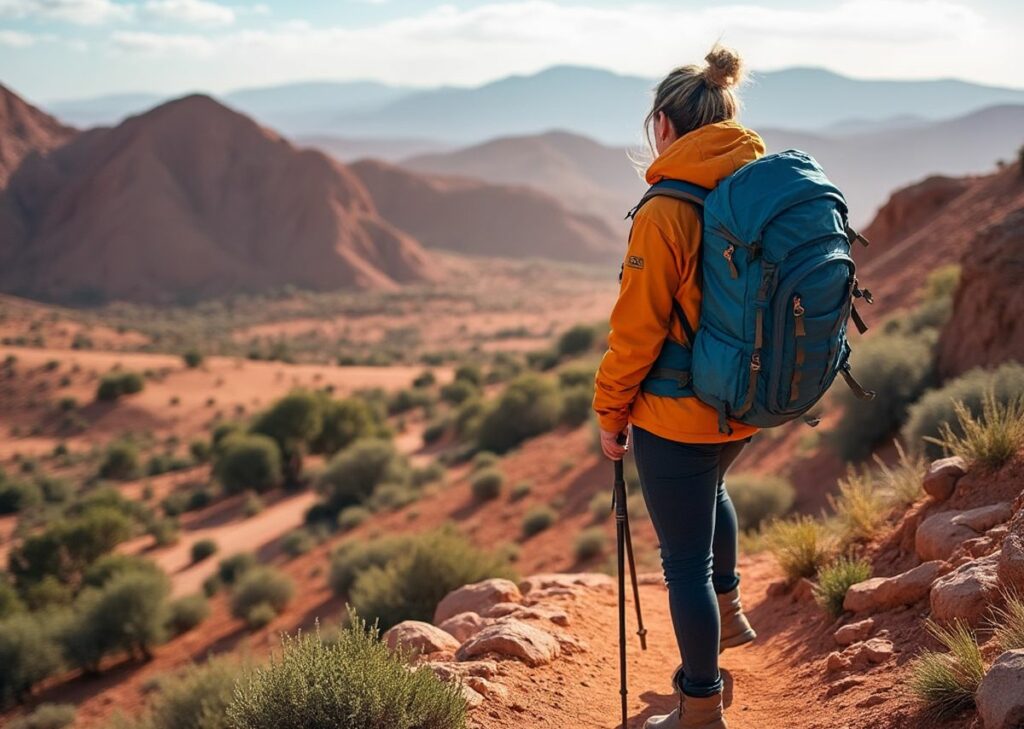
left=814, top=557, right=871, bottom=617
left=99, top=439, right=141, bottom=480
left=336, top=505, right=370, bottom=532
left=829, top=467, right=890, bottom=546
left=574, top=527, right=606, bottom=561
left=992, top=590, right=1024, bottom=651
left=191, top=539, right=218, bottom=563
left=230, top=567, right=294, bottom=629
left=909, top=619, right=985, bottom=720
left=167, top=594, right=210, bottom=635
left=726, top=473, right=795, bottom=532
left=927, top=391, right=1024, bottom=470
left=557, top=324, right=597, bottom=358
left=213, top=434, right=283, bottom=494
left=476, top=374, right=562, bottom=453
left=764, top=515, right=833, bottom=581
left=872, top=442, right=927, bottom=507
left=96, top=371, right=145, bottom=401
left=510, top=480, right=532, bottom=502
left=217, top=552, right=257, bottom=586
left=0, top=613, right=62, bottom=706
left=281, top=528, right=315, bottom=557
left=470, top=468, right=504, bottom=501
left=8, top=703, right=75, bottom=729
left=226, top=619, right=466, bottom=729
left=316, top=438, right=408, bottom=512
left=522, top=505, right=556, bottom=538
left=348, top=530, right=514, bottom=629
left=122, top=655, right=240, bottom=729
left=182, top=349, right=204, bottom=368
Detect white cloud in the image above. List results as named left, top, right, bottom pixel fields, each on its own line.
left=99, top=0, right=1021, bottom=90
left=0, top=0, right=132, bottom=25
left=0, top=28, right=36, bottom=46
left=143, top=0, right=235, bottom=27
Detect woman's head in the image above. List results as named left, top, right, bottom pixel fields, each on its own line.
left=646, top=44, right=745, bottom=155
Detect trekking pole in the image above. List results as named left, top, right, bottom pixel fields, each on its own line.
left=613, top=436, right=647, bottom=729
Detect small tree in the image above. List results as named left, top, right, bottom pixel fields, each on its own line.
left=251, top=391, right=323, bottom=487
left=311, top=397, right=378, bottom=455
left=213, top=434, right=283, bottom=494
left=557, top=324, right=596, bottom=358
left=99, top=440, right=141, bottom=480
left=230, top=567, right=294, bottom=629
left=317, top=439, right=408, bottom=511
left=182, top=349, right=204, bottom=368
left=0, top=613, right=61, bottom=706
left=476, top=374, right=563, bottom=453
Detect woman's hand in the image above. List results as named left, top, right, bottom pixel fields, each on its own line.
left=600, top=428, right=628, bottom=460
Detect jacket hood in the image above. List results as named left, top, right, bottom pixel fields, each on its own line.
left=646, top=120, right=766, bottom=189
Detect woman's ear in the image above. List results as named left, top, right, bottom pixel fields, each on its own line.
left=655, top=111, right=675, bottom=148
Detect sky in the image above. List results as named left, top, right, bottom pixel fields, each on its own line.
left=1, top=0, right=1022, bottom=102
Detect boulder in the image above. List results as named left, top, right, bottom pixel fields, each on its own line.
left=858, top=638, right=895, bottom=664
left=843, top=561, right=947, bottom=613
left=464, top=676, right=510, bottom=701
left=825, top=651, right=851, bottom=673
left=455, top=619, right=560, bottom=667
left=428, top=660, right=499, bottom=682
left=438, top=612, right=493, bottom=643
left=434, top=579, right=522, bottom=625
left=977, top=650, right=1024, bottom=729
left=519, top=573, right=613, bottom=595
left=916, top=504, right=1012, bottom=562
left=383, top=621, right=461, bottom=655
left=922, top=456, right=967, bottom=501
left=930, top=553, right=1001, bottom=625
left=834, top=618, right=876, bottom=647
left=998, top=508, right=1024, bottom=592
left=482, top=602, right=570, bottom=626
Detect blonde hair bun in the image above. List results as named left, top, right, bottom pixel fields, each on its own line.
left=703, top=44, right=744, bottom=89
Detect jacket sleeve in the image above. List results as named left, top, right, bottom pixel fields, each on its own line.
left=593, top=213, right=682, bottom=433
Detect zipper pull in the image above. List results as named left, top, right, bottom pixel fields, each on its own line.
left=723, top=245, right=738, bottom=279
left=750, top=352, right=762, bottom=372
left=793, top=296, right=806, bottom=337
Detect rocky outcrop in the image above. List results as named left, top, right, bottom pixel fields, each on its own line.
left=998, top=503, right=1024, bottom=593
left=977, top=650, right=1024, bottom=729
left=383, top=620, right=461, bottom=655
left=916, top=504, right=1013, bottom=562
left=0, top=83, right=75, bottom=187
left=834, top=618, right=876, bottom=647
left=861, top=175, right=973, bottom=260
left=922, top=456, right=968, bottom=501
left=930, top=552, right=1002, bottom=625
left=434, top=578, right=522, bottom=625
left=825, top=638, right=895, bottom=674
left=437, top=612, right=494, bottom=643
left=938, top=207, right=1024, bottom=378
left=844, top=561, right=947, bottom=613
left=455, top=619, right=561, bottom=667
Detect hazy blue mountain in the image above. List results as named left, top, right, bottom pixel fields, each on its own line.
left=297, top=134, right=452, bottom=163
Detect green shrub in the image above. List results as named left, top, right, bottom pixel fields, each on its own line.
left=559, top=384, right=593, bottom=428
left=191, top=539, right=218, bottom=563
left=510, top=481, right=532, bottom=502
left=281, top=529, right=314, bottom=558
left=336, top=505, right=370, bottom=532
left=557, top=324, right=596, bottom=358
left=96, top=371, right=145, bottom=401
left=470, top=451, right=498, bottom=471
left=0, top=479, right=42, bottom=514
left=928, top=391, right=1024, bottom=470
left=135, top=655, right=240, bottom=729
left=764, top=515, right=833, bottom=581
left=227, top=618, right=465, bottom=729
left=440, top=380, right=477, bottom=406
left=148, top=517, right=180, bottom=547
left=726, top=473, right=795, bottom=531
left=182, top=349, right=203, bottom=368
left=8, top=703, right=75, bottom=729
left=909, top=619, right=984, bottom=720
left=217, top=553, right=257, bottom=585
left=470, top=468, right=503, bottom=501
left=100, top=440, right=141, bottom=480
left=348, top=530, right=514, bottom=630
left=388, top=388, right=435, bottom=416
left=831, top=332, right=935, bottom=461
left=311, top=397, right=379, bottom=455
left=367, top=483, right=417, bottom=512
left=903, top=362, right=1024, bottom=457
left=453, top=398, right=484, bottom=439
left=242, top=493, right=264, bottom=517
left=557, top=362, right=597, bottom=389
left=412, top=370, right=437, bottom=388
left=251, top=390, right=322, bottom=454
left=0, top=579, right=24, bottom=619
left=814, top=557, right=871, bottom=617
left=454, top=363, right=483, bottom=387
left=522, top=505, right=556, bottom=538
left=230, top=568, right=294, bottom=628
left=244, top=603, right=277, bottom=630
left=574, top=527, right=606, bottom=561
left=0, top=613, right=61, bottom=706
left=83, top=554, right=163, bottom=588
left=61, top=570, right=171, bottom=672
left=872, top=442, right=927, bottom=508
left=189, top=439, right=212, bottom=463
left=317, top=439, right=408, bottom=511
left=167, top=594, right=210, bottom=636
left=328, top=537, right=409, bottom=597
left=476, top=375, right=562, bottom=453
left=213, top=434, right=282, bottom=494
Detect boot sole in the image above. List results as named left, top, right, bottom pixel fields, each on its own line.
left=719, top=629, right=757, bottom=653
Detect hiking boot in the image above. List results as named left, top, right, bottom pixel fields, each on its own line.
left=643, top=692, right=726, bottom=729
left=717, top=588, right=756, bottom=651
left=669, top=667, right=732, bottom=708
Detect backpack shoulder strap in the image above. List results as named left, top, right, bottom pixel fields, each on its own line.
left=625, top=178, right=709, bottom=346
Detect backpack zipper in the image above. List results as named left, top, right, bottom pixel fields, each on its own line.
left=723, top=245, right=739, bottom=279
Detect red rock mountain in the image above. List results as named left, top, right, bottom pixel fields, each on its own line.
left=857, top=162, right=1024, bottom=311
left=0, top=93, right=435, bottom=304
left=349, top=159, right=621, bottom=264
left=938, top=203, right=1024, bottom=378
left=0, top=83, right=75, bottom=187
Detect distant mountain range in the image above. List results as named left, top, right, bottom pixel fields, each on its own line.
left=43, top=66, right=1024, bottom=144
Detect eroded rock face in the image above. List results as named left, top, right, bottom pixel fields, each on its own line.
left=998, top=507, right=1024, bottom=593
left=976, top=649, right=1024, bottom=729
left=930, top=553, right=1002, bottom=625
left=383, top=620, right=461, bottom=655
left=434, top=579, right=522, bottom=625
left=455, top=619, right=561, bottom=667
left=844, top=561, right=947, bottom=613
left=519, top=573, right=613, bottom=595
left=916, top=504, right=1012, bottom=562
left=922, top=456, right=968, bottom=501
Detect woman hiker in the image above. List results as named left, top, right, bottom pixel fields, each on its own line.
left=593, top=44, right=762, bottom=729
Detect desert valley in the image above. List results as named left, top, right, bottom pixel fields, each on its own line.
left=1, top=42, right=1023, bottom=729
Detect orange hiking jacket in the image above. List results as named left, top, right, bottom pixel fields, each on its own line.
left=594, top=121, right=766, bottom=443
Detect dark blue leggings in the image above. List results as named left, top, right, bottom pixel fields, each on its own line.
left=632, top=426, right=748, bottom=698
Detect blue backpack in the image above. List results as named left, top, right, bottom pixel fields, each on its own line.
left=627, top=150, right=876, bottom=433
